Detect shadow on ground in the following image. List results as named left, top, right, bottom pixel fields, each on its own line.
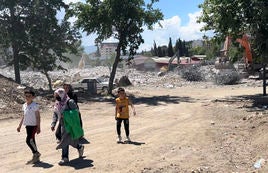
left=32, top=161, right=54, bottom=168
left=61, top=157, right=94, bottom=169
left=117, top=140, right=145, bottom=145
left=212, top=93, right=268, bottom=112
left=77, top=94, right=195, bottom=106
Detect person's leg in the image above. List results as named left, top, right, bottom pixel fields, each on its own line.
left=77, top=144, right=84, bottom=158
left=62, top=145, right=69, bottom=159
left=123, top=119, right=130, bottom=138
left=58, top=145, right=69, bottom=165
left=26, top=126, right=38, bottom=154
left=116, top=119, right=123, bottom=142
left=26, top=126, right=40, bottom=164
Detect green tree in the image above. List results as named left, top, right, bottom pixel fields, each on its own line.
left=0, top=0, right=29, bottom=84
left=198, top=0, right=268, bottom=63
left=23, top=0, right=81, bottom=91
left=67, top=0, right=163, bottom=94
left=157, top=46, right=164, bottom=57
left=153, top=40, right=158, bottom=56
left=167, top=37, right=174, bottom=57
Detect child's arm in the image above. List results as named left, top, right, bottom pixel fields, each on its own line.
left=129, top=99, right=136, bottom=116
left=17, top=115, right=24, bottom=132
left=35, top=110, right=41, bottom=134
left=115, top=105, right=118, bottom=120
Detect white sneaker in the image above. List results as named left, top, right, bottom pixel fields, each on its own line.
left=78, top=145, right=84, bottom=158
left=117, top=136, right=122, bottom=143
left=58, top=157, right=69, bottom=165
left=126, top=136, right=131, bottom=142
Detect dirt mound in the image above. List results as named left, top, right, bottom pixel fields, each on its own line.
left=0, top=74, right=52, bottom=119
left=0, top=74, right=25, bottom=116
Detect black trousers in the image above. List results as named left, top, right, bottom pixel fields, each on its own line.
left=116, top=118, right=129, bottom=137
left=26, top=126, right=38, bottom=154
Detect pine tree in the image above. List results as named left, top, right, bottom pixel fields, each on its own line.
left=167, top=37, right=174, bottom=57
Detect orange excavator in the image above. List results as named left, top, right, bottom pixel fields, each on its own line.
left=221, top=34, right=262, bottom=72
left=222, top=34, right=252, bottom=67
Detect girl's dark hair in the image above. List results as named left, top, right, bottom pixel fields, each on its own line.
left=117, top=87, right=125, bottom=93
left=24, top=89, right=35, bottom=96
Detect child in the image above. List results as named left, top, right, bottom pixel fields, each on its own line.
left=115, top=87, right=136, bottom=143
left=17, top=90, right=41, bottom=164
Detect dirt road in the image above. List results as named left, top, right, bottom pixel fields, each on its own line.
left=1, top=85, right=268, bottom=173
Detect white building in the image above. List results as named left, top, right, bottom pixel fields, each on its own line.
left=100, top=42, right=118, bottom=59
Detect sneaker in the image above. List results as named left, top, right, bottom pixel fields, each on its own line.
left=78, top=145, right=84, bottom=158
left=58, top=157, right=69, bottom=165
left=33, top=152, right=41, bottom=163
left=125, top=136, right=131, bottom=142
left=26, top=152, right=41, bottom=164
left=117, top=136, right=122, bottom=143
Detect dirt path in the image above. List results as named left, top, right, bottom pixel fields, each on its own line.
left=1, top=85, right=268, bottom=172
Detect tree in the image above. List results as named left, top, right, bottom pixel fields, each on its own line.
left=198, top=0, right=268, bottom=62
left=95, top=43, right=101, bottom=57
left=167, top=37, right=174, bottom=57
left=199, top=0, right=268, bottom=95
left=22, top=0, right=81, bottom=91
left=153, top=40, right=158, bottom=56
left=67, top=0, right=163, bottom=94
left=0, top=0, right=80, bottom=89
left=0, top=0, right=29, bottom=84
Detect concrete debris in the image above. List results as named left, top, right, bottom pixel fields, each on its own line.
left=0, top=65, right=263, bottom=91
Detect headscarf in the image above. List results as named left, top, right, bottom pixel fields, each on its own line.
left=54, top=88, right=70, bottom=116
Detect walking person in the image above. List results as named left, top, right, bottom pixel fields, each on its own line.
left=115, top=87, right=136, bottom=143
left=63, top=83, right=83, bottom=127
left=51, top=88, right=84, bottom=165
left=17, top=90, right=41, bottom=164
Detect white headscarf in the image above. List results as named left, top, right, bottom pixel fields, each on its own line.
left=54, top=88, right=69, bottom=115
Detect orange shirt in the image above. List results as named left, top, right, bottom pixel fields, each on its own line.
left=116, top=97, right=130, bottom=119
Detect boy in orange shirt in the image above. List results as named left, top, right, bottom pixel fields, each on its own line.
left=115, top=87, right=136, bottom=143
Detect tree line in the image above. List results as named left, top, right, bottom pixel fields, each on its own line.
left=149, top=38, right=190, bottom=58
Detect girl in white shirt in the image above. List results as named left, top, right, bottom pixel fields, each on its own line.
left=17, top=90, right=41, bottom=164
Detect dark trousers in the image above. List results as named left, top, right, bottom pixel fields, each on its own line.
left=116, top=118, right=129, bottom=137
left=26, top=126, right=38, bottom=154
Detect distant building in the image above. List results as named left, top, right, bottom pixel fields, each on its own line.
left=152, top=57, right=177, bottom=70
left=133, top=55, right=156, bottom=71
left=100, top=42, right=118, bottom=59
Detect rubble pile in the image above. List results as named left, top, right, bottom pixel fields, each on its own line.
left=215, top=69, right=240, bottom=85
left=0, top=65, right=263, bottom=116
left=0, top=65, right=263, bottom=90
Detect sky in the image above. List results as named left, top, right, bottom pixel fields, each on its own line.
left=61, top=0, right=207, bottom=51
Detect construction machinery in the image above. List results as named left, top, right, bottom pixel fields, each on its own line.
left=217, top=34, right=262, bottom=72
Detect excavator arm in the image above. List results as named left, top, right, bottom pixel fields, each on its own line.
left=236, top=34, right=253, bottom=65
